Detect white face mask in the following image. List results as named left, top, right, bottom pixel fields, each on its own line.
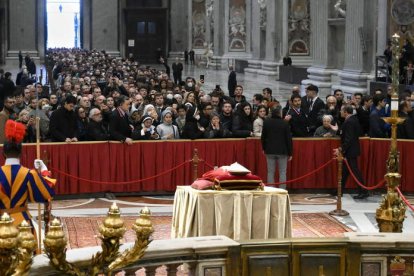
left=42, top=104, right=51, bottom=110
left=194, top=114, right=200, bottom=120
left=166, top=94, right=173, bottom=100
left=187, top=82, right=193, bottom=88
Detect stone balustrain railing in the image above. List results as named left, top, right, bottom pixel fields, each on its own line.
left=31, top=236, right=238, bottom=275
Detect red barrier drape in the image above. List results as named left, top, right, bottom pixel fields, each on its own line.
left=1, top=138, right=413, bottom=195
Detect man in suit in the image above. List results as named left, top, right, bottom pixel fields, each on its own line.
left=109, top=95, right=134, bottom=145
left=172, top=57, right=183, bottom=84
left=261, top=105, right=293, bottom=189
left=286, top=94, right=310, bottom=137
left=334, top=104, right=369, bottom=199
left=301, top=84, right=325, bottom=135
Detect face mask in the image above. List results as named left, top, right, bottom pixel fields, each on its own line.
left=42, top=104, right=51, bottom=110
left=194, top=114, right=200, bottom=120
left=187, top=82, right=193, bottom=88
left=166, top=94, right=173, bottom=100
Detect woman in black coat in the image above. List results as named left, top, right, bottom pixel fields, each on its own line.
left=181, top=106, right=205, bottom=139
left=232, top=102, right=253, bottom=138
left=204, top=112, right=232, bottom=138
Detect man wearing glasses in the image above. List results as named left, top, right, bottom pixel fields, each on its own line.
left=86, top=108, right=110, bottom=141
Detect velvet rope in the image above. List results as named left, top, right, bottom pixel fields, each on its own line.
left=343, top=159, right=386, bottom=190
left=203, top=161, right=216, bottom=169
left=396, top=187, right=414, bottom=212
left=49, top=160, right=192, bottom=185
left=265, top=158, right=336, bottom=186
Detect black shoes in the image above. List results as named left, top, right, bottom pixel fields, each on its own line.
left=353, top=193, right=369, bottom=199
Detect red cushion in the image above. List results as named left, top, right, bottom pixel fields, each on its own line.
left=201, top=168, right=228, bottom=181
left=191, top=179, right=214, bottom=190
left=214, top=173, right=263, bottom=190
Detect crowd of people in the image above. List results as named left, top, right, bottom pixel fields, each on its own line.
left=0, top=49, right=413, bottom=146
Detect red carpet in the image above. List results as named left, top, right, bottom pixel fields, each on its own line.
left=61, top=213, right=353, bottom=249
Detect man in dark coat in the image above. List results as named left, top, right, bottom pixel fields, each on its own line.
left=335, top=104, right=368, bottom=199
left=301, top=84, right=325, bottom=135
left=49, top=95, right=78, bottom=142
left=189, top=49, right=195, bottom=65
left=0, top=72, right=15, bottom=110
left=109, top=95, right=134, bottom=144
left=172, top=58, right=184, bottom=84
left=261, top=105, right=292, bottom=189
left=286, top=94, right=309, bottom=137
left=227, top=66, right=237, bottom=97
left=86, top=108, right=110, bottom=141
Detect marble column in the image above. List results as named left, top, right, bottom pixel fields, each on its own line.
left=211, top=0, right=225, bottom=68
left=281, top=0, right=289, bottom=61
left=301, top=0, right=332, bottom=98
left=334, top=0, right=376, bottom=95
left=169, top=0, right=189, bottom=58
left=245, top=0, right=280, bottom=79
left=245, top=0, right=263, bottom=77
left=7, top=0, right=39, bottom=63
left=90, top=0, right=120, bottom=56
left=260, top=0, right=283, bottom=78
left=0, top=1, right=7, bottom=64
left=376, top=0, right=388, bottom=56
left=82, top=0, right=92, bottom=50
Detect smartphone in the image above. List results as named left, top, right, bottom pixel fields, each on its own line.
left=200, top=74, right=205, bottom=81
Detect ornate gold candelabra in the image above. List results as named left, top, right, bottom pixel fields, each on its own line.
left=0, top=214, right=37, bottom=276
left=375, top=33, right=407, bottom=232
left=44, top=203, right=153, bottom=276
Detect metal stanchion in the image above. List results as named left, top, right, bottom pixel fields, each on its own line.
left=192, top=148, right=200, bottom=182
left=330, top=150, right=349, bottom=216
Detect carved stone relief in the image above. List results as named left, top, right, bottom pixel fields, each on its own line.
left=391, top=0, right=414, bottom=26
left=288, top=0, right=310, bottom=56
left=389, top=0, right=414, bottom=46
left=206, top=0, right=214, bottom=49
left=333, top=0, right=346, bottom=18
left=192, top=0, right=206, bottom=49
left=228, top=0, right=246, bottom=52
left=258, top=0, right=267, bottom=30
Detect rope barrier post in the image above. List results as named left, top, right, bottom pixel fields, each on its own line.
left=35, top=116, right=42, bottom=255
left=192, top=148, right=200, bottom=182
left=42, top=149, right=52, bottom=234
left=330, top=150, right=349, bottom=216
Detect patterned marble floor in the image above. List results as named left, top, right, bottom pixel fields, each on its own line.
left=28, top=193, right=414, bottom=235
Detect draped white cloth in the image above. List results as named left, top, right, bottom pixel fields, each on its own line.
left=171, top=186, right=292, bottom=240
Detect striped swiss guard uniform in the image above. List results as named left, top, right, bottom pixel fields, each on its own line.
left=0, top=158, right=55, bottom=227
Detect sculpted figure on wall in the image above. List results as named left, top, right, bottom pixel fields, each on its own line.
left=391, top=0, right=414, bottom=25
left=203, top=42, right=214, bottom=68
left=206, top=0, right=214, bottom=34
left=334, top=0, right=347, bottom=18
left=258, top=0, right=267, bottom=29
left=228, top=5, right=246, bottom=51
left=288, top=0, right=310, bottom=56
left=192, top=0, right=207, bottom=49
